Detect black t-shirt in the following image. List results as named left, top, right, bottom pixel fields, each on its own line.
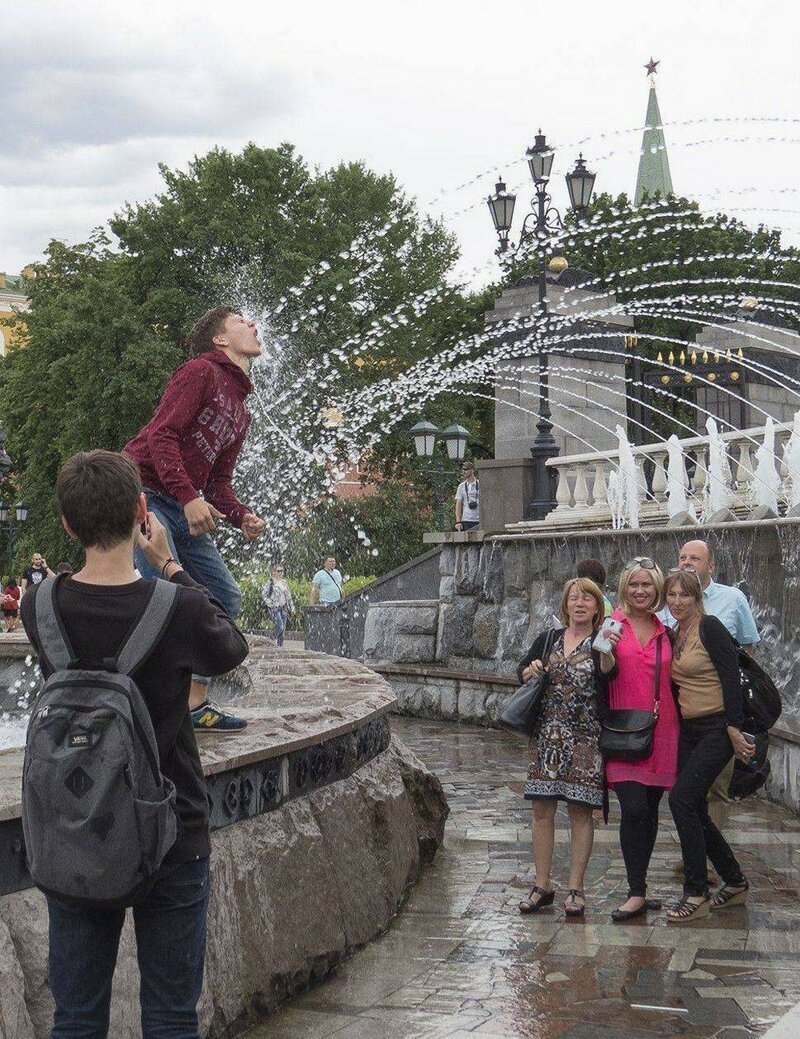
left=22, top=566, right=49, bottom=588
left=21, top=572, right=249, bottom=861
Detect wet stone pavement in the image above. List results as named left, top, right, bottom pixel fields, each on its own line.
left=247, top=717, right=800, bottom=1039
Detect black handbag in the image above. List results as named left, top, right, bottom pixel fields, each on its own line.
left=728, top=731, right=771, bottom=800
left=738, top=649, right=782, bottom=733
left=500, top=629, right=557, bottom=737
left=599, top=637, right=663, bottom=761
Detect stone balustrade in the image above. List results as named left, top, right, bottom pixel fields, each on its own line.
left=527, top=419, right=799, bottom=529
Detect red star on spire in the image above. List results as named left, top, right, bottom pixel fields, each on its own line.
left=645, top=57, right=660, bottom=76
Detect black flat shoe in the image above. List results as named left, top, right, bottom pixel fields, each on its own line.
left=645, top=898, right=662, bottom=911
left=519, top=885, right=555, bottom=914
left=611, top=902, right=647, bottom=923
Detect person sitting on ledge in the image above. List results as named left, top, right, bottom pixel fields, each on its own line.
left=21, top=449, right=248, bottom=1037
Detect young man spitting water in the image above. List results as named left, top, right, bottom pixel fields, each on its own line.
left=125, top=307, right=266, bottom=733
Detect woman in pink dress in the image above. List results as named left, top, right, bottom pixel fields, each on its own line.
left=599, top=557, right=679, bottom=923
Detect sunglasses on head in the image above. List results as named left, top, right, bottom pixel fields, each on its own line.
left=623, top=556, right=658, bottom=572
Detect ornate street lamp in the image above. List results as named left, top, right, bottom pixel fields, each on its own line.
left=409, top=420, right=472, bottom=530
left=441, top=424, right=470, bottom=461
left=565, top=154, right=597, bottom=213
left=409, top=420, right=439, bottom=458
left=526, top=130, right=555, bottom=184
left=486, top=130, right=598, bottom=520
left=15, top=502, right=29, bottom=523
left=486, top=179, right=517, bottom=253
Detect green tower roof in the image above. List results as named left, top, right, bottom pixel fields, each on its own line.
left=635, top=73, right=674, bottom=205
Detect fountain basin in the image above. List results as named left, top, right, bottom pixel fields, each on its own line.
left=0, top=637, right=449, bottom=1038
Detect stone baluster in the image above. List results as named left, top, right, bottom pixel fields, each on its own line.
left=734, top=439, right=755, bottom=506
left=634, top=455, right=647, bottom=505
left=690, top=446, right=707, bottom=506
left=572, top=464, right=590, bottom=513
left=591, top=461, right=609, bottom=509
left=778, top=429, right=792, bottom=506
left=553, top=464, right=573, bottom=512
left=651, top=450, right=668, bottom=503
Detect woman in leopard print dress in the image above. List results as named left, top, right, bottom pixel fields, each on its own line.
left=516, top=577, right=607, bottom=917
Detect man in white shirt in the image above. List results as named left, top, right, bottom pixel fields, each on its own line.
left=454, top=463, right=480, bottom=531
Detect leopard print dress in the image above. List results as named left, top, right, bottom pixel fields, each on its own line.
left=524, top=632, right=603, bottom=808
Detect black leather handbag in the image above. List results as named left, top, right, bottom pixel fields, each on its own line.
left=738, top=649, right=782, bottom=733
left=599, top=637, right=662, bottom=761
left=500, top=629, right=557, bottom=737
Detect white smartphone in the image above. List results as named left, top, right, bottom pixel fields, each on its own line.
left=592, top=617, right=623, bottom=654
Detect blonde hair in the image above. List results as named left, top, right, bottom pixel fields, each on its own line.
left=618, top=562, right=665, bottom=613
left=559, top=577, right=604, bottom=630
left=663, top=569, right=706, bottom=611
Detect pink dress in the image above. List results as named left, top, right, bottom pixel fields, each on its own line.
left=605, top=609, right=679, bottom=789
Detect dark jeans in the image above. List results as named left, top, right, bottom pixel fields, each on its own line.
left=668, top=715, right=746, bottom=896
left=47, top=857, right=210, bottom=1039
left=615, top=781, right=664, bottom=897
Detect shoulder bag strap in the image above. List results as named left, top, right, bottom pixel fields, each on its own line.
left=653, top=634, right=663, bottom=714
left=542, top=627, right=558, bottom=667
left=32, top=574, right=75, bottom=670
left=115, top=580, right=179, bottom=676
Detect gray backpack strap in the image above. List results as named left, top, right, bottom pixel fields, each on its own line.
left=33, top=575, right=75, bottom=670
left=115, top=579, right=179, bottom=676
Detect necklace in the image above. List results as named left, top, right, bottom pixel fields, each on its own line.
left=674, top=618, right=699, bottom=660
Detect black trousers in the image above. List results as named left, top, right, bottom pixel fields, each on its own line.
left=668, top=714, right=746, bottom=896
left=615, top=781, right=664, bottom=897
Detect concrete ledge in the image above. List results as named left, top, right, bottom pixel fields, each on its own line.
left=0, top=639, right=450, bottom=1037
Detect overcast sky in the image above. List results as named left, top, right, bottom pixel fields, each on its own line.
left=2, top=0, right=799, bottom=290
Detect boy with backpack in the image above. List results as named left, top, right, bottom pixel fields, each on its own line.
left=21, top=449, right=248, bottom=1038
left=124, top=306, right=266, bottom=733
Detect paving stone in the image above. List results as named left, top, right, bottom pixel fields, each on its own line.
left=249, top=716, right=800, bottom=1039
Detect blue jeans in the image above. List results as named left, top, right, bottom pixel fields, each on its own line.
left=136, top=491, right=242, bottom=686
left=269, top=607, right=288, bottom=646
left=47, top=857, right=210, bottom=1039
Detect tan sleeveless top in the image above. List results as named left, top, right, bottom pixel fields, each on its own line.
left=670, top=629, right=724, bottom=719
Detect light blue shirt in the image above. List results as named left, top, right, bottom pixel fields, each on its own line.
left=313, top=568, right=343, bottom=604
left=659, top=579, right=760, bottom=645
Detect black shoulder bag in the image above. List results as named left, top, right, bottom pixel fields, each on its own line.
left=499, top=628, right=557, bottom=737
left=598, top=636, right=662, bottom=761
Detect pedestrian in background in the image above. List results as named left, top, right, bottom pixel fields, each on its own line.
left=2, top=577, right=20, bottom=632
left=310, top=556, right=343, bottom=605
left=454, top=462, right=480, bottom=531
left=576, top=558, right=613, bottom=617
left=261, top=565, right=295, bottom=647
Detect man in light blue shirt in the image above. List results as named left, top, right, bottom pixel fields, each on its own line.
left=310, top=555, right=344, bottom=605
left=659, top=540, right=760, bottom=651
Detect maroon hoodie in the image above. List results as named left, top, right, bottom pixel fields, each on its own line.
left=125, top=351, right=253, bottom=528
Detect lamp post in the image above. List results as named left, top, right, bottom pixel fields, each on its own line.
left=409, top=420, right=471, bottom=531
left=487, top=134, right=597, bottom=519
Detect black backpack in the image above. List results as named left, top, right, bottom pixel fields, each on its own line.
left=737, top=648, right=782, bottom=733
left=22, top=575, right=179, bottom=904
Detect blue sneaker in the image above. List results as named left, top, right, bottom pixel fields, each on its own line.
left=191, top=700, right=247, bottom=733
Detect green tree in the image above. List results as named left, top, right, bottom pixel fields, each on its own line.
left=0, top=235, right=181, bottom=564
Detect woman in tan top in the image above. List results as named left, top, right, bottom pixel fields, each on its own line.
left=664, top=568, right=755, bottom=923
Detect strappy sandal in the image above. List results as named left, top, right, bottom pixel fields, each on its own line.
left=564, top=889, right=586, bottom=917
left=519, top=885, right=555, bottom=914
left=666, top=896, right=711, bottom=924
left=711, top=881, right=749, bottom=909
